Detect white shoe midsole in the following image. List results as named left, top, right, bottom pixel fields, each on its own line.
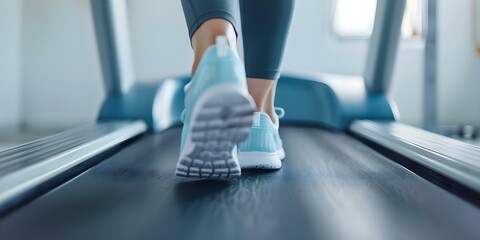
left=238, top=149, right=285, bottom=159
left=237, top=149, right=285, bottom=169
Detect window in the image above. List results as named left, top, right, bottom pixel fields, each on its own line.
left=332, top=0, right=425, bottom=39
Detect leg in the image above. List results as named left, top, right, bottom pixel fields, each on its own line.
left=181, top=0, right=239, bottom=74
left=247, top=78, right=278, bottom=124
left=191, top=19, right=237, bottom=74
left=237, top=0, right=294, bottom=169
left=177, top=0, right=255, bottom=179
left=240, top=0, right=294, bottom=125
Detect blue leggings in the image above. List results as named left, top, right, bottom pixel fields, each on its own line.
left=181, top=0, right=294, bottom=80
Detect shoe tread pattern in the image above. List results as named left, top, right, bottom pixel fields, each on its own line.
left=176, top=93, right=253, bottom=179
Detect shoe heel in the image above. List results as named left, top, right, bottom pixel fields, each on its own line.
left=176, top=85, right=255, bottom=179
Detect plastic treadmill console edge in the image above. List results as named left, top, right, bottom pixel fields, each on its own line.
left=97, top=73, right=396, bottom=132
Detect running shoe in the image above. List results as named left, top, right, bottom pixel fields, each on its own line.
left=238, top=108, right=286, bottom=169
left=176, top=36, right=255, bottom=179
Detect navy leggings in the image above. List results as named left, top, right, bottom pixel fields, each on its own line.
left=181, top=0, right=294, bottom=80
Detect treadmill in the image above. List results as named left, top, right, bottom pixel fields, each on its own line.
left=0, top=1, right=479, bottom=239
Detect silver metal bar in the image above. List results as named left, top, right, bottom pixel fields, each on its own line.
left=90, top=0, right=134, bottom=94
left=424, top=0, right=438, bottom=130
left=364, top=0, right=406, bottom=93
left=0, top=121, right=147, bottom=206
left=421, top=1, right=478, bottom=139
left=350, top=120, right=480, bottom=192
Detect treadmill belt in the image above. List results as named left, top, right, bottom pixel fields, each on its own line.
left=0, top=127, right=478, bottom=240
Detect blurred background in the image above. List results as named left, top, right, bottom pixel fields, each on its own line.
left=0, top=0, right=479, bottom=149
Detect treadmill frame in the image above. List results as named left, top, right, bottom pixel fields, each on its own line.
left=89, top=0, right=480, bottom=194
left=90, top=0, right=404, bottom=131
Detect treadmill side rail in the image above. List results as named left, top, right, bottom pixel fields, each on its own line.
left=350, top=120, right=480, bottom=193
left=0, top=121, right=147, bottom=212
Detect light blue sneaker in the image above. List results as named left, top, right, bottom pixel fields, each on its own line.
left=238, top=108, right=286, bottom=169
left=176, top=36, right=255, bottom=179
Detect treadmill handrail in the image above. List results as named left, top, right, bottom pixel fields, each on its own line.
left=350, top=120, right=480, bottom=193
left=0, top=121, right=147, bottom=209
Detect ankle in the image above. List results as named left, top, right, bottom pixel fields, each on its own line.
left=190, top=19, right=237, bottom=75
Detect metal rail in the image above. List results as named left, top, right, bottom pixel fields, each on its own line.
left=364, top=0, right=406, bottom=93
left=90, top=0, right=134, bottom=94
left=351, top=120, right=480, bottom=193
left=0, top=121, right=147, bottom=207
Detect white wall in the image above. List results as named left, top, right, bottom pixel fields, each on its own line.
left=127, top=0, right=192, bottom=80
left=2, top=0, right=478, bottom=130
left=126, top=0, right=478, bottom=126
left=128, top=0, right=425, bottom=125
left=438, top=0, right=480, bottom=125
left=282, top=0, right=424, bottom=125
left=0, top=0, right=22, bottom=130
left=21, top=0, right=104, bottom=130
left=19, top=0, right=191, bottom=130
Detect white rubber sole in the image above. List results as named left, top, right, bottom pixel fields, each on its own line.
left=238, top=148, right=285, bottom=170
left=176, top=84, right=255, bottom=179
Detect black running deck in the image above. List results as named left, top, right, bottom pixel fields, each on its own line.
left=0, top=127, right=478, bottom=240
